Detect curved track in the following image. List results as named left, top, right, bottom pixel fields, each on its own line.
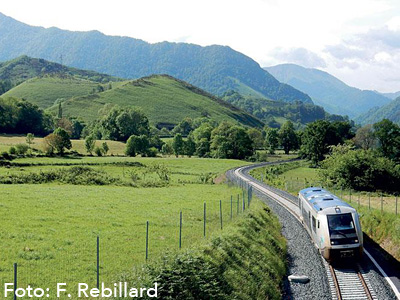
left=231, top=161, right=399, bottom=300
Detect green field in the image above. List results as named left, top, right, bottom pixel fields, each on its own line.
left=0, top=156, right=251, bottom=298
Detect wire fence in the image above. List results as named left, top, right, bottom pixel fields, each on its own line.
left=0, top=182, right=253, bottom=299
left=259, top=174, right=399, bottom=216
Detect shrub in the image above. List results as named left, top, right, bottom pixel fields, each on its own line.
left=15, top=144, right=29, bottom=155
left=9, top=146, right=16, bottom=155
left=94, top=146, right=103, bottom=156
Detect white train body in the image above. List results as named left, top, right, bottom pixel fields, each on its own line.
left=298, top=187, right=363, bottom=261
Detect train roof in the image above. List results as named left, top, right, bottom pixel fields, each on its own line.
left=299, top=187, right=354, bottom=212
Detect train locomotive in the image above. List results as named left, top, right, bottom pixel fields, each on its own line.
left=298, top=187, right=363, bottom=261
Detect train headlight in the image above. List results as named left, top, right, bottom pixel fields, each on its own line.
left=354, top=239, right=358, bottom=243
left=331, top=240, right=336, bottom=245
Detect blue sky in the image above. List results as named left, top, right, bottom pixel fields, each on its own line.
left=0, top=0, right=399, bottom=92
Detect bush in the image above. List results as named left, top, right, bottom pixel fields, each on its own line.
left=94, top=146, right=103, bottom=156
left=15, top=144, right=29, bottom=155
left=9, top=146, right=16, bottom=155
left=320, top=145, right=400, bottom=192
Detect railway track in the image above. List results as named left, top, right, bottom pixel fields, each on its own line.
left=231, top=161, right=397, bottom=300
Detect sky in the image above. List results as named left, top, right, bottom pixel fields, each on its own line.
left=0, top=0, right=399, bottom=93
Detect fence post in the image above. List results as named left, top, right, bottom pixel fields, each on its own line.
left=146, top=221, right=149, bottom=261
left=341, top=187, right=343, bottom=199
left=203, top=203, right=206, bottom=237
left=179, top=211, right=182, bottom=249
left=381, top=192, right=383, bottom=213
left=237, top=194, right=239, bottom=214
left=358, top=194, right=360, bottom=208
left=230, top=196, right=233, bottom=220
left=14, top=263, right=17, bottom=300
left=219, top=200, right=223, bottom=230
left=349, top=189, right=352, bottom=203
left=97, top=236, right=100, bottom=289
left=396, top=196, right=398, bottom=216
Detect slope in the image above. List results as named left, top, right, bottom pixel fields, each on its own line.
left=49, top=75, right=264, bottom=128
left=2, top=75, right=118, bottom=109
left=265, top=64, right=391, bottom=118
left=0, top=12, right=312, bottom=103
left=355, top=97, right=400, bottom=125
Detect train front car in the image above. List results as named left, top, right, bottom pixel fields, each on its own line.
left=298, top=188, right=363, bottom=262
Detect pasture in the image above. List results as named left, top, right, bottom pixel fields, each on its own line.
left=0, top=156, right=250, bottom=298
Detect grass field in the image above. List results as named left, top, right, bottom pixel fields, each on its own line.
left=0, top=136, right=126, bottom=155
left=0, top=156, right=251, bottom=298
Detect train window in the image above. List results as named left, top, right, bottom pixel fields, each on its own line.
left=312, top=216, right=316, bottom=232
left=317, top=220, right=320, bottom=229
left=327, top=213, right=356, bottom=236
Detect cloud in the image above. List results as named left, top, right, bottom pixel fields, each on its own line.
left=269, top=47, right=327, bottom=68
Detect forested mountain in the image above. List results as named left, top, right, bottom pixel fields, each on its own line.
left=222, top=90, right=348, bottom=128
left=48, top=75, right=264, bottom=128
left=265, top=64, right=391, bottom=118
left=355, top=97, right=400, bottom=125
left=0, top=12, right=311, bottom=103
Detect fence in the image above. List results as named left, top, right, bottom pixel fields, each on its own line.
left=0, top=184, right=253, bottom=299
left=258, top=174, right=398, bottom=216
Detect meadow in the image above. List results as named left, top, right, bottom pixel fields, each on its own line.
left=0, top=155, right=251, bottom=299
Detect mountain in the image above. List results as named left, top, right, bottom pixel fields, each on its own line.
left=382, top=91, right=400, bottom=100
left=48, top=75, right=264, bottom=128
left=355, top=97, right=400, bottom=125
left=0, top=12, right=312, bottom=103
left=222, top=90, right=349, bottom=128
left=265, top=64, right=391, bottom=118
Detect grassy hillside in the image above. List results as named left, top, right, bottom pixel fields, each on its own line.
left=355, top=97, right=400, bottom=125
left=3, top=75, right=115, bottom=109
left=0, top=13, right=312, bottom=103
left=50, top=75, right=264, bottom=128
left=265, top=64, right=391, bottom=118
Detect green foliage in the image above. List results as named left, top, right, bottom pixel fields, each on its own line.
left=184, top=136, right=196, bottom=157
left=264, top=127, right=279, bottom=154
left=99, top=106, right=150, bottom=141
left=126, top=135, right=151, bottom=157
left=15, top=143, right=29, bottom=155
left=9, top=146, right=16, bottom=155
left=53, top=127, right=72, bottom=155
left=192, top=122, right=214, bottom=157
left=172, top=134, right=184, bottom=157
left=319, top=145, right=400, bottom=192
left=356, top=96, right=400, bottom=126
left=172, top=117, right=193, bottom=135
left=278, top=120, right=298, bottom=154
left=373, top=119, right=400, bottom=162
left=0, top=97, right=53, bottom=135
left=161, top=142, right=174, bottom=155
left=101, top=142, right=109, bottom=155
left=94, top=146, right=103, bottom=157
left=84, top=135, right=96, bottom=154
left=222, top=90, right=345, bottom=126
left=211, top=122, right=254, bottom=159
left=247, top=128, right=264, bottom=149
left=26, top=133, right=34, bottom=147
left=300, top=120, right=353, bottom=165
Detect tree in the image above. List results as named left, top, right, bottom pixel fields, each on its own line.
left=58, top=103, right=63, bottom=119
left=172, top=134, right=184, bottom=157
left=53, top=127, right=72, bottom=155
left=26, top=133, right=34, bottom=149
left=184, top=136, right=196, bottom=157
left=192, top=123, right=214, bottom=157
left=247, top=128, right=264, bottom=149
left=353, top=124, right=377, bottom=150
left=279, top=121, right=298, bottom=154
left=85, top=135, right=96, bottom=154
left=161, top=142, right=174, bottom=156
left=125, top=135, right=150, bottom=157
left=300, top=120, right=332, bottom=165
left=373, top=119, right=400, bottom=162
left=264, top=127, right=279, bottom=154
left=172, top=117, right=194, bottom=135
left=210, top=122, right=254, bottom=159
left=44, top=133, right=62, bottom=155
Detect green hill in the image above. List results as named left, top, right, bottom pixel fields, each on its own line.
left=49, top=75, right=264, bottom=128
left=0, top=13, right=312, bottom=103
left=3, top=75, right=121, bottom=109
left=265, top=64, right=391, bottom=118
left=355, top=97, right=400, bottom=125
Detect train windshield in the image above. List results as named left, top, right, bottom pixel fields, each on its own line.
left=327, top=213, right=356, bottom=234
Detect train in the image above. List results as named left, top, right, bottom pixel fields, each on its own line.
left=298, top=187, right=363, bottom=261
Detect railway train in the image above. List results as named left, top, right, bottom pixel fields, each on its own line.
left=298, top=187, right=363, bottom=261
